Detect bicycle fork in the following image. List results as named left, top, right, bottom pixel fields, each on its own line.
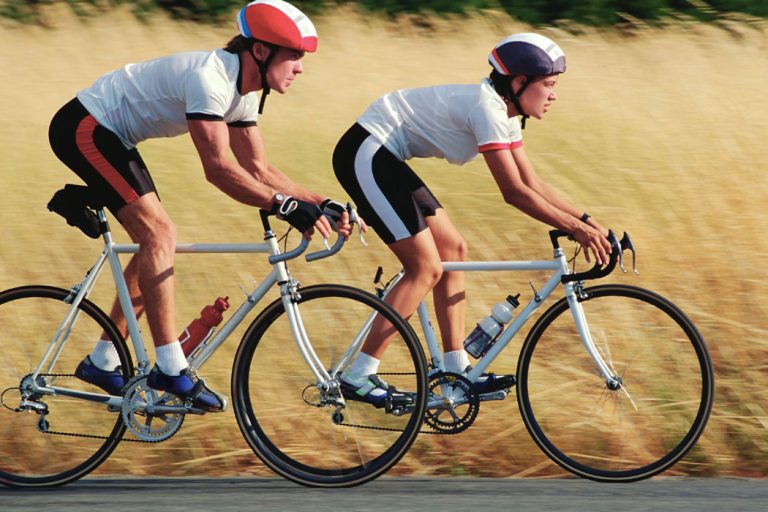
left=565, top=283, right=623, bottom=391
left=278, top=280, right=378, bottom=411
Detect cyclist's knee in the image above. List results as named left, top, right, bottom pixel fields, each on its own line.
left=118, top=196, right=177, bottom=247
left=442, top=236, right=467, bottom=262
left=125, top=220, right=176, bottom=263
left=403, top=259, right=443, bottom=290
left=141, top=220, right=176, bottom=257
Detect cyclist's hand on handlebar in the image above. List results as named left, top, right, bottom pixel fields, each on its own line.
left=584, top=216, right=610, bottom=238
left=573, top=224, right=612, bottom=266
left=320, top=199, right=368, bottom=240
left=274, top=196, right=331, bottom=240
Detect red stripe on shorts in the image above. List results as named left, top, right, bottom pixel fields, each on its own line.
left=75, top=116, right=139, bottom=203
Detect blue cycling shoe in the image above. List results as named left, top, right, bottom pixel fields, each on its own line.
left=340, top=373, right=415, bottom=411
left=75, top=356, right=125, bottom=396
left=147, top=365, right=227, bottom=412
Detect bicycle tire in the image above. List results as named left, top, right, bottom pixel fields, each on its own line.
left=231, top=284, right=427, bottom=487
left=517, top=284, right=714, bottom=482
left=0, top=285, right=133, bottom=487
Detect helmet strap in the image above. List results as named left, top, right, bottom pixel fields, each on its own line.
left=250, top=42, right=278, bottom=114
left=509, top=76, right=533, bottom=129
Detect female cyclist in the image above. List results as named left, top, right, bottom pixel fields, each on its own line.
left=332, top=33, right=612, bottom=407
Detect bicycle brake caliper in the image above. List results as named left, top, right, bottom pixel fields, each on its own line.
left=286, top=279, right=302, bottom=302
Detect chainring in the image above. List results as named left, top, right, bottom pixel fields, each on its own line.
left=121, top=375, right=184, bottom=442
left=424, top=372, right=480, bottom=435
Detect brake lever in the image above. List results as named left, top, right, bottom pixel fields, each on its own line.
left=348, top=203, right=367, bottom=247
left=619, top=231, right=639, bottom=275
left=608, top=230, right=622, bottom=270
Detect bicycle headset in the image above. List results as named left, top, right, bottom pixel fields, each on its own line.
left=488, top=33, right=566, bottom=128
left=236, top=0, right=318, bottom=114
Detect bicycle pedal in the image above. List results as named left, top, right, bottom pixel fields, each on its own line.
left=478, top=389, right=509, bottom=402
left=183, top=405, right=208, bottom=415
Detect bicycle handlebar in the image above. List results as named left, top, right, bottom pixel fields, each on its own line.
left=549, top=229, right=638, bottom=283
left=268, top=237, right=311, bottom=264
left=261, top=205, right=364, bottom=265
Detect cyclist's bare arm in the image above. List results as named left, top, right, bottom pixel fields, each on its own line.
left=228, top=124, right=358, bottom=238
left=483, top=148, right=611, bottom=264
left=227, top=124, right=327, bottom=204
left=511, top=146, right=609, bottom=237
left=188, top=119, right=333, bottom=238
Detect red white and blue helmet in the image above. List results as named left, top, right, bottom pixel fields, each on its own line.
left=489, top=33, right=566, bottom=77
left=237, top=0, right=318, bottom=53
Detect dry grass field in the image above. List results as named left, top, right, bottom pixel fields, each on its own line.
left=1, top=5, right=767, bottom=478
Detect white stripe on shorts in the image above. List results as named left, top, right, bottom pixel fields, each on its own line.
left=354, top=135, right=410, bottom=241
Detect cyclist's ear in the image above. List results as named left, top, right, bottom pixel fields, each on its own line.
left=250, top=41, right=273, bottom=62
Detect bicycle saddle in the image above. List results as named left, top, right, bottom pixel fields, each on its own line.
left=47, top=184, right=104, bottom=239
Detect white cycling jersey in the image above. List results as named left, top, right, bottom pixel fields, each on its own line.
left=356, top=78, right=523, bottom=165
left=77, top=49, right=260, bottom=149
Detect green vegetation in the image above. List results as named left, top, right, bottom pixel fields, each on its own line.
left=2, top=0, right=767, bottom=25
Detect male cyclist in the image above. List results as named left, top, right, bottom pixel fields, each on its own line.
left=332, top=33, right=612, bottom=408
left=48, top=0, right=353, bottom=411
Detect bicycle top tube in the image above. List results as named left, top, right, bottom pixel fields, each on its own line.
left=439, top=229, right=636, bottom=282
left=100, top=209, right=348, bottom=264
left=442, top=260, right=561, bottom=272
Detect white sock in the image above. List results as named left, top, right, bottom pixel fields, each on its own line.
left=155, top=341, right=188, bottom=376
left=444, top=349, right=471, bottom=375
left=90, top=339, right=120, bottom=371
left=343, top=352, right=380, bottom=384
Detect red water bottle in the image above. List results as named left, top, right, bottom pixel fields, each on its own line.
left=179, top=297, right=230, bottom=357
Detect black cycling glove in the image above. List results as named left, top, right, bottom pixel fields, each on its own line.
left=273, top=196, right=323, bottom=233
left=320, top=199, right=347, bottom=225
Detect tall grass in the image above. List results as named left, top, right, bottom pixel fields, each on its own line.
left=1, top=5, right=767, bottom=477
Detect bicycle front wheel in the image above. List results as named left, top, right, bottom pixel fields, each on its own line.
left=517, top=284, right=714, bottom=482
left=232, top=284, right=426, bottom=487
left=0, top=286, right=133, bottom=487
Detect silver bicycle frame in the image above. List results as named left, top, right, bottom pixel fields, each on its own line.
left=30, top=212, right=347, bottom=405
left=391, top=247, right=620, bottom=389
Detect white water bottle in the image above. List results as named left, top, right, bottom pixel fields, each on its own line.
left=463, top=294, right=520, bottom=358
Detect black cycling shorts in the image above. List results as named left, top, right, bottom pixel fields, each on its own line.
left=333, top=123, right=442, bottom=245
left=48, top=98, right=158, bottom=216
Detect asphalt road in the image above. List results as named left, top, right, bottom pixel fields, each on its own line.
left=1, top=477, right=766, bottom=512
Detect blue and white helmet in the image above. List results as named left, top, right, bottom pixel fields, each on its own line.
left=488, top=33, right=566, bottom=128
left=489, top=33, right=566, bottom=77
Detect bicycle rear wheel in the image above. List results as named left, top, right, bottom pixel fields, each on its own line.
left=517, top=284, right=714, bottom=482
left=232, top=284, right=426, bottom=487
left=0, top=286, right=133, bottom=487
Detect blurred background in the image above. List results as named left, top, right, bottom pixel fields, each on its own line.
left=1, top=0, right=767, bottom=478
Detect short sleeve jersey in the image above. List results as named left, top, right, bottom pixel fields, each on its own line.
left=356, top=78, right=523, bottom=165
left=76, top=49, right=260, bottom=149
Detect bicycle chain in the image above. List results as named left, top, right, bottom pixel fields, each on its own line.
left=28, top=373, right=153, bottom=444
left=337, top=420, right=452, bottom=435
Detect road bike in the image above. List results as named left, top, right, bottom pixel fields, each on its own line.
left=367, top=229, right=714, bottom=482
left=0, top=185, right=427, bottom=488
